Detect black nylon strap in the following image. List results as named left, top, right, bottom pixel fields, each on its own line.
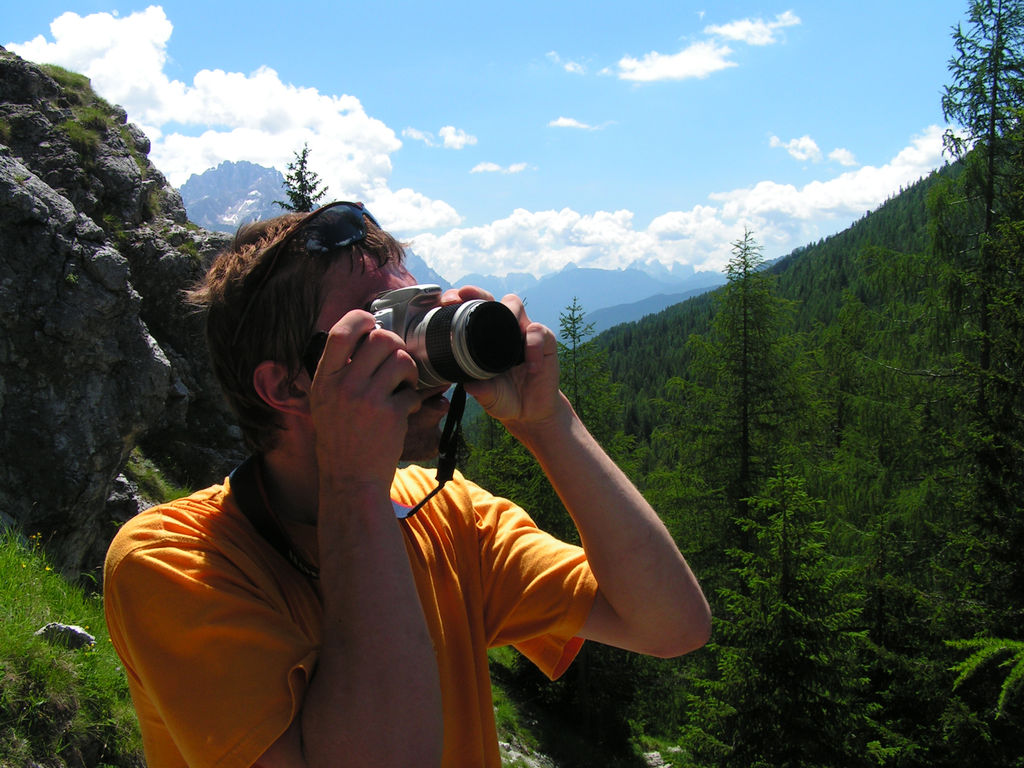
left=398, top=384, right=466, bottom=518
left=231, top=385, right=467, bottom=567
left=229, top=456, right=320, bottom=580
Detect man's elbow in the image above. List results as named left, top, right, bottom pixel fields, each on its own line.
left=648, top=601, right=712, bottom=659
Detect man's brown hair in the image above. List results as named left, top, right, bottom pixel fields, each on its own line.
left=188, top=207, right=406, bottom=453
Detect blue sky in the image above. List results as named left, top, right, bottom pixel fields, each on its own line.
left=5, top=2, right=967, bottom=282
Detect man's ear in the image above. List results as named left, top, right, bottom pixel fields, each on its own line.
left=253, top=361, right=309, bottom=417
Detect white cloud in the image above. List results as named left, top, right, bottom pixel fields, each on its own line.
left=402, top=127, right=433, bottom=144
left=705, top=10, right=801, bottom=46
left=10, top=7, right=175, bottom=117
left=771, top=136, right=861, bottom=167
left=411, top=127, right=946, bottom=281
left=471, top=162, right=528, bottom=175
left=7, top=7, right=457, bottom=230
left=712, top=126, right=944, bottom=222
left=617, top=40, right=737, bottom=82
left=770, top=134, right=823, bottom=162
left=549, top=116, right=602, bottom=130
left=546, top=50, right=586, bottom=74
left=829, top=147, right=858, bottom=166
left=615, top=10, right=800, bottom=83
left=439, top=125, right=477, bottom=149
left=410, top=208, right=654, bottom=280
left=402, top=125, right=476, bottom=149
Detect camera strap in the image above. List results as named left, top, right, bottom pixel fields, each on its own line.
left=232, top=385, right=467, bottom=578
left=229, top=455, right=321, bottom=581
left=398, top=383, right=466, bottom=518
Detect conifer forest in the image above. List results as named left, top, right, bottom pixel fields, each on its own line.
left=465, top=1, right=1024, bottom=764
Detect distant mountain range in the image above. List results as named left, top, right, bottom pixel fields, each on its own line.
left=178, top=160, right=725, bottom=335
left=454, top=263, right=724, bottom=334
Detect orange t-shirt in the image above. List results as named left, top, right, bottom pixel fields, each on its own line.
left=103, top=465, right=597, bottom=768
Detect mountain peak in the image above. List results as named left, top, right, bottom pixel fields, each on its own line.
left=179, top=160, right=286, bottom=233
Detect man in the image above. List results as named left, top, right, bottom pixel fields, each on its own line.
left=104, top=201, right=710, bottom=768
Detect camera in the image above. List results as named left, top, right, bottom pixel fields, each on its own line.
left=371, top=284, right=525, bottom=388
left=303, top=284, right=525, bottom=388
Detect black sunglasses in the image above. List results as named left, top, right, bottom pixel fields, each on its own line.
left=231, top=201, right=380, bottom=346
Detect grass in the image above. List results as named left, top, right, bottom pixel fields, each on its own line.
left=40, top=63, right=120, bottom=167
left=38, top=65, right=94, bottom=101
left=58, top=119, right=102, bottom=157
left=123, top=447, right=192, bottom=504
left=0, top=532, right=143, bottom=767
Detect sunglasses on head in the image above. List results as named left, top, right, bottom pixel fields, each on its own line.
left=231, top=201, right=380, bottom=346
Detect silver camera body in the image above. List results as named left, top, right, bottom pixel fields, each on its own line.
left=369, top=284, right=524, bottom=389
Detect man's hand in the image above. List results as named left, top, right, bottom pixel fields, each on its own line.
left=440, top=286, right=562, bottom=427
left=308, top=309, right=421, bottom=492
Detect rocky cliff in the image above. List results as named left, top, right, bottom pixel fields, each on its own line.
left=0, top=47, right=245, bottom=578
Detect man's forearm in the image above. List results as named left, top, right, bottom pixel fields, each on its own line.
left=506, top=394, right=711, bottom=657
left=301, top=485, right=442, bottom=767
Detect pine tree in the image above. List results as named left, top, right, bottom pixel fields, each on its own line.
left=950, top=637, right=1024, bottom=716
left=937, top=0, right=1024, bottom=515
left=275, top=143, right=329, bottom=212
left=682, top=469, right=871, bottom=768
left=657, top=230, right=814, bottom=543
left=558, top=297, right=632, bottom=457
left=935, top=0, right=1024, bottom=638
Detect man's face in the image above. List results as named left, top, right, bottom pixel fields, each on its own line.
left=313, top=256, right=449, bottom=461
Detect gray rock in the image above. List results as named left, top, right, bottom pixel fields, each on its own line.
left=0, top=46, right=244, bottom=579
left=34, top=622, right=96, bottom=650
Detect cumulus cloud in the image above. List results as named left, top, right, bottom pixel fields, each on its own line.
left=402, top=127, right=433, bottom=144
left=617, top=40, right=737, bottom=82
left=406, top=125, right=478, bottom=149
left=10, top=6, right=175, bottom=118
left=770, top=134, right=823, bottom=162
left=614, top=10, right=800, bottom=82
left=829, top=148, right=858, bottom=166
left=471, top=162, right=528, bottom=175
left=439, top=125, right=477, bottom=149
left=410, top=208, right=654, bottom=280
left=549, top=116, right=605, bottom=130
left=7, top=7, right=458, bottom=230
left=771, top=136, right=861, bottom=168
left=412, top=127, right=945, bottom=281
left=546, top=50, right=586, bottom=74
left=712, top=127, right=943, bottom=221
left=705, top=10, right=801, bottom=45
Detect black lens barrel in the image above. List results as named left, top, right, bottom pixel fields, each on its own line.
left=419, top=300, right=523, bottom=383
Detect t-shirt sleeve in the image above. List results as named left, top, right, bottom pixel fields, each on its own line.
left=470, top=482, right=598, bottom=680
left=104, top=510, right=319, bottom=768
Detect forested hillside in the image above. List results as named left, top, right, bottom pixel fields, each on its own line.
left=465, top=2, right=1024, bottom=765
left=599, top=166, right=949, bottom=441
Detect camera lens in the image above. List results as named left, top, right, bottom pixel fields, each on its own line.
left=408, top=300, right=524, bottom=387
